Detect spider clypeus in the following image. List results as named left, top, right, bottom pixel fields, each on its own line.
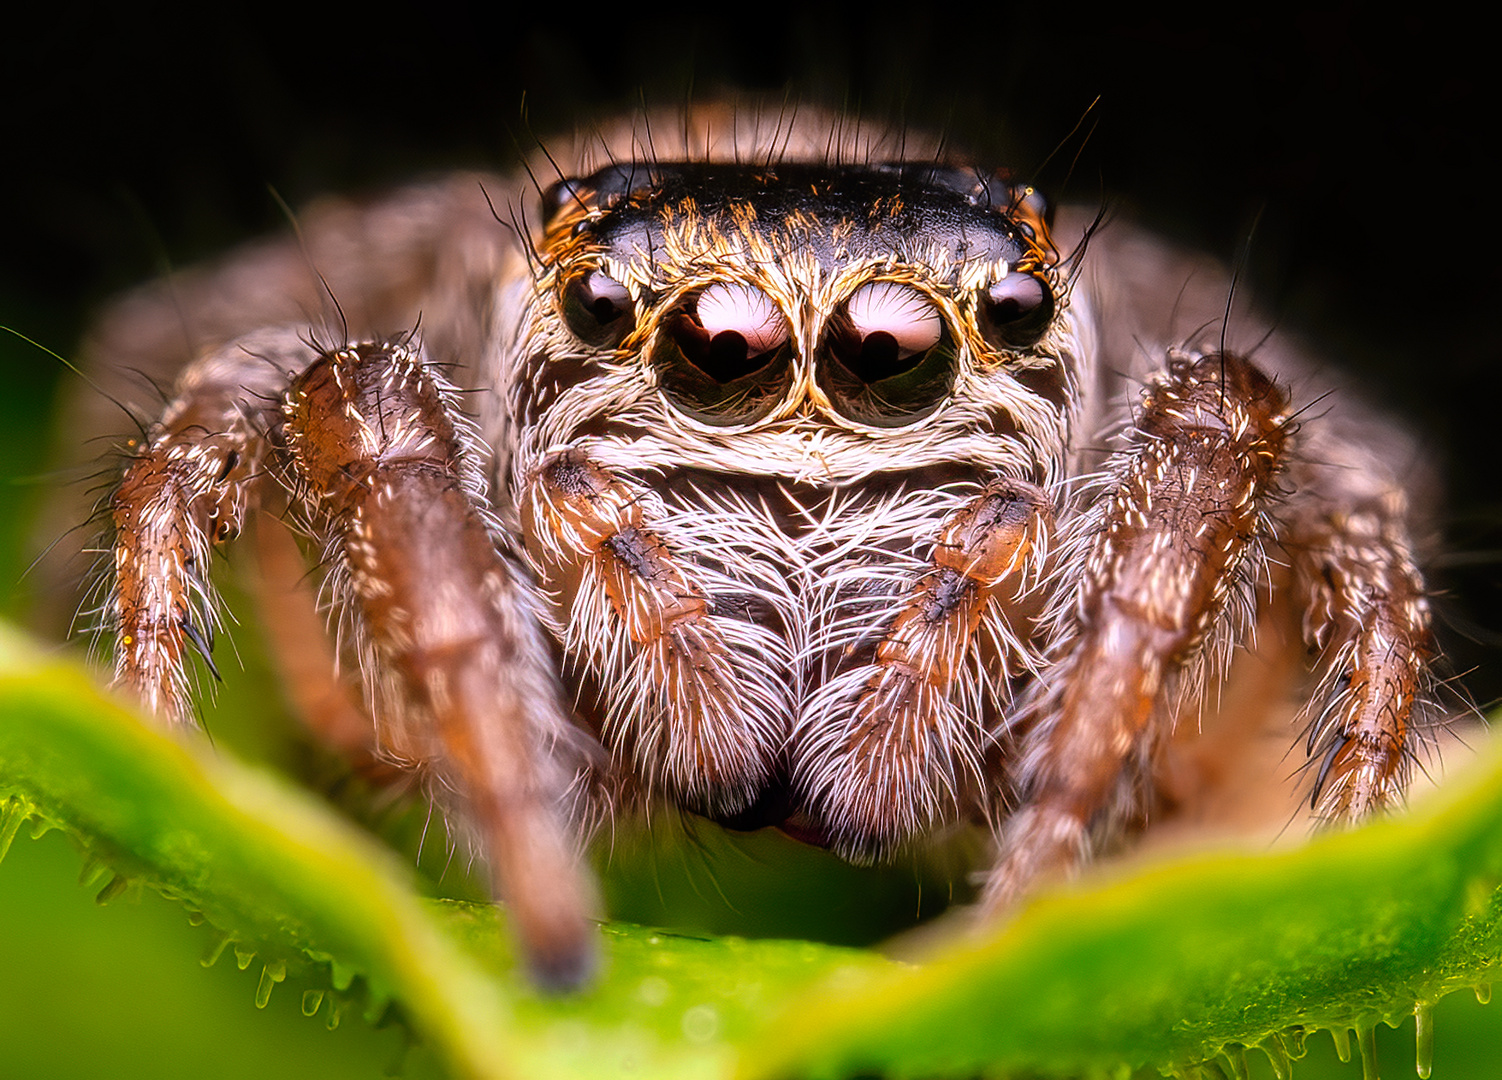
left=84, top=106, right=1450, bottom=989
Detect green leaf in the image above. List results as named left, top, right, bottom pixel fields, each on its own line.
left=2, top=618, right=1501, bottom=1079
left=756, top=746, right=1502, bottom=1079
left=0, top=623, right=889, bottom=1080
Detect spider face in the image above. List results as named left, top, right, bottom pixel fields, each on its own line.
left=84, top=109, right=1448, bottom=988
left=513, top=160, right=1070, bottom=851
left=532, top=160, right=1065, bottom=442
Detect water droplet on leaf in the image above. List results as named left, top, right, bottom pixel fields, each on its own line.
left=76, top=856, right=106, bottom=889
left=28, top=816, right=56, bottom=840
left=1356, top=1024, right=1379, bottom=1080
left=0, top=797, right=31, bottom=865
left=1261, top=1036, right=1290, bottom=1080
left=681, top=1004, right=719, bottom=1045
left=200, top=934, right=232, bottom=968
left=364, top=988, right=392, bottom=1026
left=1414, top=1001, right=1434, bottom=1079
left=255, top=960, right=286, bottom=1008
left=1221, top=1045, right=1250, bottom=1080
left=94, top=872, right=128, bottom=905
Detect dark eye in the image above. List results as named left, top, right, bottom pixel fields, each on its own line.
left=978, top=271, right=1054, bottom=350
left=561, top=270, right=635, bottom=347
left=650, top=282, right=794, bottom=425
left=817, top=282, right=956, bottom=427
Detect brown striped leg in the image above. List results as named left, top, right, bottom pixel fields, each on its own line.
left=980, top=351, right=1291, bottom=915
left=521, top=451, right=787, bottom=816
left=282, top=342, right=596, bottom=989
left=796, top=479, right=1053, bottom=860
left=1288, top=488, right=1437, bottom=820
left=108, top=330, right=313, bottom=723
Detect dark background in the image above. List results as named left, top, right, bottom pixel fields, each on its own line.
left=3, top=5, right=1497, bottom=696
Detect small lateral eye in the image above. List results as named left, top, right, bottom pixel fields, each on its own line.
left=978, top=271, right=1054, bottom=350
left=540, top=177, right=583, bottom=228
left=561, top=269, right=635, bottom=347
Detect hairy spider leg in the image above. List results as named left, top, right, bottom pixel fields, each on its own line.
left=282, top=341, right=596, bottom=990
left=522, top=449, right=790, bottom=816
left=795, top=478, right=1054, bottom=859
left=982, top=351, right=1291, bottom=913
left=108, top=330, right=312, bottom=723
left=1286, top=468, right=1438, bottom=819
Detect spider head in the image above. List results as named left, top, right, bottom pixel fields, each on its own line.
left=526, top=163, right=1077, bottom=485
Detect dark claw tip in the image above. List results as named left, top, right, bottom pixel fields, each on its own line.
left=524, top=930, right=600, bottom=994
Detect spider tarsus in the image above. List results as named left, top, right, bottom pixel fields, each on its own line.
left=523, top=930, right=600, bottom=996
left=106, top=336, right=297, bottom=726
left=979, top=803, right=1088, bottom=917
left=1290, top=487, right=1436, bottom=821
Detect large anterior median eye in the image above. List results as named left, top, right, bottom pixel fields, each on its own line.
left=977, top=270, right=1054, bottom=351
left=817, top=282, right=956, bottom=427
left=561, top=269, right=635, bottom=348
left=650, top=282, right=794, bottom=425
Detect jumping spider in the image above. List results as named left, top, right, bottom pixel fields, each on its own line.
left=83, top=108, right=1449, bottom=988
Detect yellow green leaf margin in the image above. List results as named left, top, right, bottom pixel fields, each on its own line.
left=1, top=618, right=1499, bottom=1080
